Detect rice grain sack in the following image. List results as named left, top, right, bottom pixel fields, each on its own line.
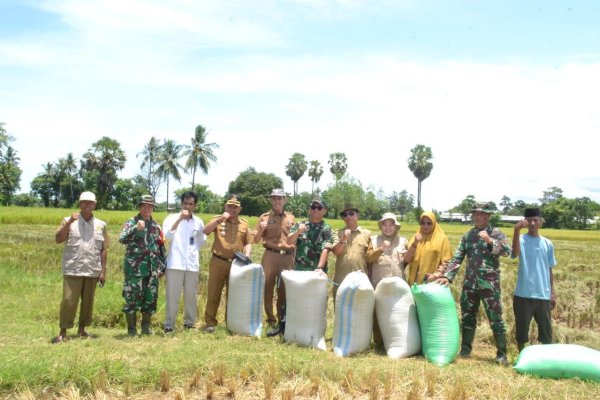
left=514, top=344, right=600, bottom=382
left=333, top=271, right=375, bottom=356
left=375, top=277, right=421, bottom=359
left=282, top=270, right=328, bottom=350
left=227, top=260, right=265, bottom=337
left=411, top=283, right=459, bottom=366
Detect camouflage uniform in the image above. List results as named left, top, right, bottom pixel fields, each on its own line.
left=443, top=225, right=511, bottom=336
left=119, top=214, right=166, bottom=314
left=290, top=220, right=336, bottom=272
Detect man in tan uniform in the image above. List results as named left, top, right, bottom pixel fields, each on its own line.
left=331, top=203, right=373, bottom=302
left=203, top=194, right=253, bottom=333
left=254, top=188, right=295, bottom=336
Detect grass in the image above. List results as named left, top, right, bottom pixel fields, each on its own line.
left=0, top=206, right=599, bottom=399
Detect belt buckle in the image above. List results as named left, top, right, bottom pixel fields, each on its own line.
left=279, top=249, right=286, bottom=255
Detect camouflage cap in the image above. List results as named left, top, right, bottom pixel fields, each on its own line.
left=136, top=195, right=155, bottom=207
left=310, top=197, right=327, bottom=209
left=471, top=201, right=494, bottom=214
left=270, top=188, right=286, bottom=197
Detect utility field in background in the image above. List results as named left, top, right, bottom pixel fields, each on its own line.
left=0, top=207, right=598, bottom=399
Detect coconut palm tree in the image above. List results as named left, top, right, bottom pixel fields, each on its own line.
left=308, top=160, right=324, bottom=195
left=138, top=137, right=163, bottom=199
left=407, top=144, right=433, bottom=210
left=285, top=153, right=308, bottom=197
left=156, top=139, right=184, bottom=210
left=184, top=125, right=218, bottom=192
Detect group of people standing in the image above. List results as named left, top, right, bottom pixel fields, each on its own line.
left=52, top=190, right=557, bottom=365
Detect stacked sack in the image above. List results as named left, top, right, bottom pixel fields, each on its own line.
left=227, top=259, right=265, bottom=337
left=281, top=270, right=328, bottom=350
left=411, top=283, right=459, bottom=366
left=375, top=277, right=421, bottom=359
left=333, top=271, right=375, bottom=356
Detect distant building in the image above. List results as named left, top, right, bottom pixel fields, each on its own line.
left=439, top=212, right=522, bottom=224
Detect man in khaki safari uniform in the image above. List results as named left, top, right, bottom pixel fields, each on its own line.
left=203, top=194, right=253, bottom=333
left=254, top=188, right=295, bottom=336
left=53, top=191, right=109, bottom=343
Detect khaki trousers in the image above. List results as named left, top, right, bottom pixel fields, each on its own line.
left=59, top=276, right=98, bottom=329
left=164, top=269, right=199, bottom=329
left=261, top=251, right=294, bottom=324
left=204, top=257, right=231, bottom=327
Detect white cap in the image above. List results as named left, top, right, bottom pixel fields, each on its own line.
left=79, top=191, right=97, bottom=203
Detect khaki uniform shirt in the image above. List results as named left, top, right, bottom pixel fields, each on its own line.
left=59, top=215, right=109, bottom=277
left=210, top=216, right=253, bottom=260
left=333, top=226, right=372, bottom=284
left=257, top=211, right=295, bottom=252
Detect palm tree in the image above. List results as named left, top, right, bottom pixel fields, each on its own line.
left=184, top=125, right=218, bottom=192
left=156, top=139, right=184, bottom=210
left=328, top=152, right=348, bottom=183
left=407, top=144, right=433, bottom=210
left=308, top=160, right=324, bottom=194
left=138, top=137, right=163, bottom=199
left=60, top=153, right=77, bottom=206
left=285, top=153, right=308, bottom=197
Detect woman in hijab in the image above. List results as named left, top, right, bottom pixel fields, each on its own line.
left=404, top=211, right=452, bottom=286
left=367, top=212, right=408, bottom=288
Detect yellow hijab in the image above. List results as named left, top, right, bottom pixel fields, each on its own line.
left=407, top=211, right=452, bottom=286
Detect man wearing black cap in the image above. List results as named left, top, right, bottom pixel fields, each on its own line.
left=511, top=207, right=556, bottom=352
left=331, top=203, right=373, bottom=302
left=287, top=197, right=336, bottom=272
left=433, top=201, right=511, bottom=364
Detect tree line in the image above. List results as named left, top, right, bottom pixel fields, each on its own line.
left=1, top=120, right=598, bottom=229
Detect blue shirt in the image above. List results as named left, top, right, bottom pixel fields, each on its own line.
left=513, top=234, right=556, bottom=300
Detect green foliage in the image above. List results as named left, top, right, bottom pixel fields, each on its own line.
left=285, top=191, right=313, bottom=219
left=174, top=185, right=223, bottom=214
left=80, top=136, right=127, bottom=209
left=285, top=152, right=308, bottom=196
left=308, top=160, right=324, bottom=194
left=227, top=167, right=284, bottom=216
left=327, top=152, right=347, bottom=182
left=407, top=144, right=433, bottom=209
left=155, top=139, right=184, bottom=210
left=183, top=125, right=218, bottom=192
left=137, top=136, right=163, bottom=199
left=322, top=178, right=364, bottom=218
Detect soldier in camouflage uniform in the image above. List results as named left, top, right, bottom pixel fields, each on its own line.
left=287, top=198, right=336, bottom=272
left=119, top=195, right=166, bottom=336
left=432, top=202, right=511, bottom=364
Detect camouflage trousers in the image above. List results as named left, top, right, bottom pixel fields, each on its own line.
left=122, top=273, right=160, bottom=314
left=460, top=277, right=506, bottom=335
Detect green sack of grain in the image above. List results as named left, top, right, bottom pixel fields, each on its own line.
left=514, top=344, right=600, bottom=382
left=411, top=283, right=459, bottom=366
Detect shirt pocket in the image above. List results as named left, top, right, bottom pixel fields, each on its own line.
left=94, top=233, right=105, bottom=251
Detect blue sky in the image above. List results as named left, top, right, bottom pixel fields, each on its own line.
left=2, top=0, right=600, bottom=211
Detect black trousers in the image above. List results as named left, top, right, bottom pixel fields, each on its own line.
left=513, top=295, right=552, bottom=344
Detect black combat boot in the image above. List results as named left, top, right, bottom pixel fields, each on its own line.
left=267, top=305, right=285, bottom=337
left=459, top=328, right=475, bottom=358
left=125, top=312, right=137, bottom=337
left=494, top=333, right=509, bottom=365
left=141, top=313, right=153, bottom=335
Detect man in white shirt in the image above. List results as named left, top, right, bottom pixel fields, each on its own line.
left=162, top=191, right=206, bottom=332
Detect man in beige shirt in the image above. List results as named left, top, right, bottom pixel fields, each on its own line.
left=331, top=203, right=373, bottom=302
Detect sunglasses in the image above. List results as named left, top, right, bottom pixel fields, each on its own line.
left=310, top=204, right=323, bottom=210
left=420, top=221, right=433, bottom=226
left=342, top=211, right=356, bottom=218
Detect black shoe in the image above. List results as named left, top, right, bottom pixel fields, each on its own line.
left=184, top=324, right=193, bottom=330
left=267, top=322, right=285, bottom=337
left=459, top=348, right=472, bottom=358
left=164, top=327, right=174, bottom=334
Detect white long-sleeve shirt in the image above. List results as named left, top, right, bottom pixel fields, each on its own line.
left=163, top=213, right=207, bottom=272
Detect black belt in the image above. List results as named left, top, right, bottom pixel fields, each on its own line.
left=264, top=247, right=292, bottom=255
left=212, top=253, right=232, bottom=262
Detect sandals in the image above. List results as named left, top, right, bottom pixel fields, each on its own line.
left=51, top=335, right=67, bottom=344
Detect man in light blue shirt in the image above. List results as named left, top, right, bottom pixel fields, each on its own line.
left=511, top=207, right=556, bottom=352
